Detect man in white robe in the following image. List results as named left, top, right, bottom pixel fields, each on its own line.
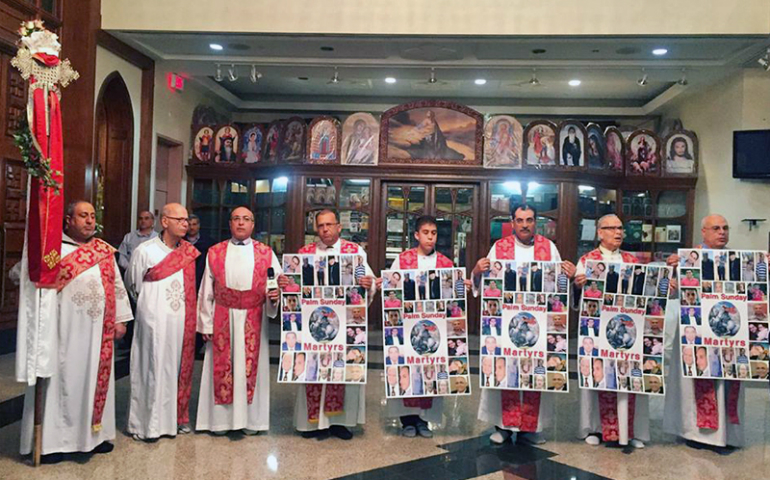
left=279, top=209, right=376, bottom=440
left=196, top=206, right=281, bottom=434
left=127, top=203, right=200, bottom=441
left=663, top=214, right=747, bottom=454
left=472, top=204, right=575, bottom=445
left=574, top=214, right=649, bottom=449
left=20, top=201, right=132, bottom=462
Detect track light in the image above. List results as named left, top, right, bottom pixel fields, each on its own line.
left=758, top=48, right=770, bottom=71
left=250, top=65, right=262, bottom=83
left=329, top=67, right=340, bottom=84
left=228, top=64, right=238, bottom=82
left=678, top=68, right=689, bottom=86
left=214, top=64, right=223, bottom=82
left=428, top=68, right=437, bottom=84
left=637, top=68, right=648, bottom=86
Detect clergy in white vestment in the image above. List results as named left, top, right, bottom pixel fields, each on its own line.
left=574, top=214, right=649, bottom=449
left=126, top=203, right=200, bottom=441
left=663, top=214, right=747, bottom=454
left=471, top=203, right=576, bottom=445
left=278, top=209, right=377, bottom=440
left=195, top=206, right=281, bottom=435
left=383, top=215, right=468, bottom=438
left=20, top=201, right=132, bottom=460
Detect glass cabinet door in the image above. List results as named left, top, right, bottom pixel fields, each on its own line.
left=383, top=185, right=426, bottom=266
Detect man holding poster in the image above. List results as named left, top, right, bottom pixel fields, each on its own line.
left=278, top=209, right=376, bottom=441
left=663, top=214, right=763, bottom=454
left=574, top=214, right=650, bottom=449
left=380, top=215, right=470, bottom=438
left=472, top=204, right=576, bottom=445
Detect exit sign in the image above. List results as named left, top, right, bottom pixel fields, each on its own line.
left=166, top=73, right=185, bottom=91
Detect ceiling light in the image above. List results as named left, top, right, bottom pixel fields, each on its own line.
left=568, top=79, right=581, bottom=87
left=678, top=68, right=689, bottom=86
left=758, top=48, right=770, bottom=71
left=250, top=65, right=262, bottom=83
left=528, top=69, right=541, bottom=86
left=227, top=64, right=238, bottom=82
left=329, top=67, right=340, bottom=84
left=385, top=77, right=396, bottom=84
left=637, top=68, right=648, bottom=86
left=214, top=64, right=223, bottom=82
left=209, top=43, right=223, bottom=51
left=428, top=68, right=437, bottom=84
left=652, top=48, right=668, bottom=56
left=474, top=78, right=487, bottom=85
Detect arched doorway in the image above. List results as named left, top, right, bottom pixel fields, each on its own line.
left=95, top=72, right=134, bottom=247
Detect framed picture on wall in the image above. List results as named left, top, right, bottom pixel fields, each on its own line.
left=241, top=124, right=266, bottom=164
left=279, top=117, right=306, bottom=164
left=263, top=121, right=284, bottom=164
left=307, top=116, right=341, bottom=164
left=192, top=125, right=215, bottom=163
left=213, top=124, right=240, bottom=163
left=604, top=126, right=625, bottom=173
left=379, top=100, right=483, bottom=166
left=585, top=123, right=607, bottom=170
left=626, top=129, right=661, bottom=177
left=662, top=130, right=698, bottom=178
left=556, top=120, right=588, bottom=168
left=341, top=112, right=379, bottom=165
left=483, top=115, right=523, bottom=169
left=523, top=120, right=558, bottom=167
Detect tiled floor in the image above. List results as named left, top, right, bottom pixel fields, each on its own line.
left=0, top=327, right=768, bottom=480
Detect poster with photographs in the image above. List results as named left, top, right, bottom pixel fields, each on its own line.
left=677, top=249, right=769, bottom=382
left=480, top=261, right=571, bottom=393
left=278, top=254, right=368, bottom=384
left=578, top=261, right=673, bottom=396
left=381, top=268, right=471, bottom=398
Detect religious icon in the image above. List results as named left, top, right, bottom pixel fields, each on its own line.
left=263, top=121, right=283, bottom=164
left=663, top=130, right=698, bottom=177
left=557, top=120, right=587, bottom=168
left=626, top=130, right=661, bottom=176
left=483, top=115, right=523, bottom=169
left=341, top=112, right=379, bottom=165
left=604, top=127, right=625, bottom=173
left=193, top=126, right=214, bottom=163
left=213, top=125, right=239, bottom=163
left=307, top=117, right=341, bottom=164
left=279, top=117, right=306, bottom=163
left=240, top=125, right=265, bottom=164
left=523, top=120, right=557, bottom=166
left=585, top=123, right=606, bottom=170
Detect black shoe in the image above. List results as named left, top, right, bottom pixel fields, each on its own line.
left=92, top=442, right=114, bottom=454
left=40, top=453, right=64, bottom=465
left=686, top=439, right=736, bottom=455
left=329, top=425, right=353, bottom=440
left=685, top=439, right=706, bottom=450
left=301, top=429, right=330, bottom=440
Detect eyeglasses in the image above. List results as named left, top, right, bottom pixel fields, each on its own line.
left=599, top=226, right=625, bottom=232
left=230, top=216, right=254, bottom=223
left=165, top=216, right=189, bottom=224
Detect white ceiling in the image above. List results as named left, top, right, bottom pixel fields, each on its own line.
left=110, top=32, right=770, bottom=113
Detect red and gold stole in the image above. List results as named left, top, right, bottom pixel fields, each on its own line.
left=299, top=240, right=360, bottom=422
left=143, top=240, right=200, bottom=425
left=397, top=248, right=454, bottom=409
left=496, top=234, right=552, bottom=431
left=688, top=245, right=741, bottom=429
left=581, top=248, right=639, bottom=441
left=207, top=240, right=272, bottom=405
left=56, top=238, right=117, bottom=431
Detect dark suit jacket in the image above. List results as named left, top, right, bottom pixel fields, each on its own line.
left=730, top=258, right=741, bottom=280
left=504, top=270, right=516, bottom=291
left=531, top=270, right=543, bottom=292
left=283, top=319, right=302, bottom=331
left=606, top=271, right=619, bottom=292
left=632, top=273, right=645, bottom=295
left=329, top=263, right=340, bottom=285
left=403, top=279, right=416, bottom=300
left=481, top=346, right=501, bottom=355
left=701, top=259, right=715, bottom=280
left=430, top=277, right=441, bottom=299
left=302, top=264, right=314, bottom=285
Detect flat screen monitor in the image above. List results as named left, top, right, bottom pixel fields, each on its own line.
left=733, top=129, right=770, bottom=178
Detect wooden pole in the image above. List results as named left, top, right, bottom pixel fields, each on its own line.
left=33, top=378, right=43, bottom=466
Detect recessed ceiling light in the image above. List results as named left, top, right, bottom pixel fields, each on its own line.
left=385, top=77, right=397, bottom=84
left=568, top=79, right=581, bottom=86
left=532, top=49, right=546, bottom=54
left=209, top=43, right=223, bottom=51
left=320, top=46, right=335, bottom=52
left=652, top=48, right=668, bottom=56
left=474, top=78, right=487, bottom=85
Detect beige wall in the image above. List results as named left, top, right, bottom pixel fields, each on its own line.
left=94, top=46, right=143, bottom=222
left=662, top=69, right=770, bottom=250
left=152, top=67, right=233, bottom=207
left=102, top=0, right=770, bottom=35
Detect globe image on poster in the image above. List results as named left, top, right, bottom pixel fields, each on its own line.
left=708, top=301, right=740, bottom=338
left=411, top=320, right=440, bottom=355
left=508, top=312, right=539, bottom=348
left=309, top=306, right=339, bottom=342
left=606, top=314, right=636, bottom=350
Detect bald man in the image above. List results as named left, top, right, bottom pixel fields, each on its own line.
left=118, top=210, right=158, bottom=271
left=574, top=214, right=650, bottom=449
left=663, top=214, right=749, bottom=454
left=126, top=203, right=201, bottom=441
